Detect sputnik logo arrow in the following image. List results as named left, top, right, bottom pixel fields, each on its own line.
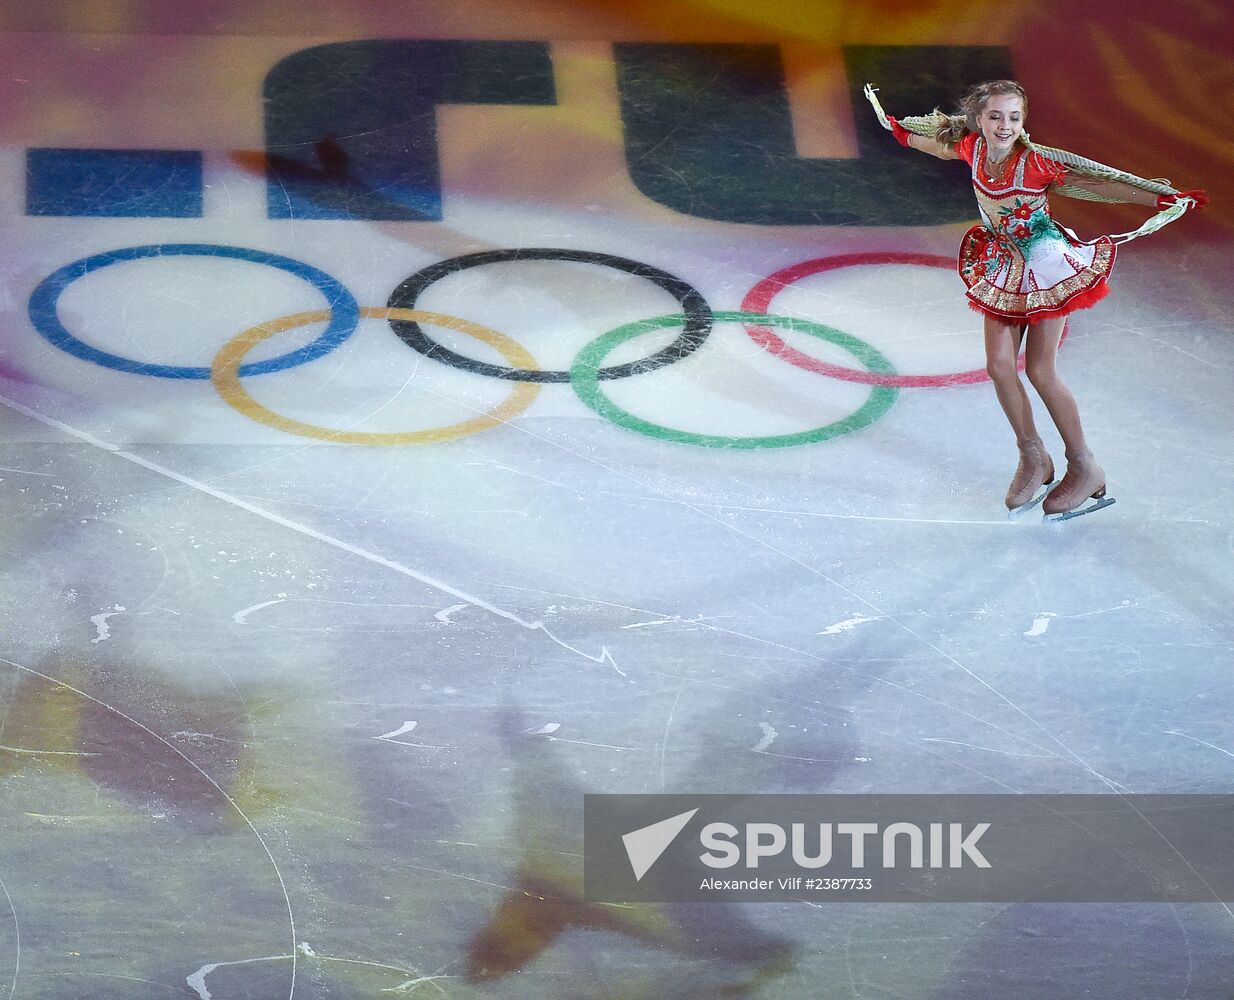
left=621, top=808, right=699, bottom=881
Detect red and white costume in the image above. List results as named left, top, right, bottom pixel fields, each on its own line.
left=955, top=133, right=1115, bottom=323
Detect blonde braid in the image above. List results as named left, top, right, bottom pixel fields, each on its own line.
left=932, top=112, right=969, bottom=145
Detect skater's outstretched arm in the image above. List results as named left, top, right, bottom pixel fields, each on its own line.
left=1062, top=176, right=1208, bottom=210
left=885, top=116, right=959, bottom=160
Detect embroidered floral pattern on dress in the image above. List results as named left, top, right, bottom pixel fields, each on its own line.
left=959, top=226, right=1015, bottom=286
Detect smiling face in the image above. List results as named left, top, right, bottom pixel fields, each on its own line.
left=977, top=93, right=1025, bottom=161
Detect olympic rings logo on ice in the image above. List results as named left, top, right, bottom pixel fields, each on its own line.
left=26, top=244, right=1049, bottom=449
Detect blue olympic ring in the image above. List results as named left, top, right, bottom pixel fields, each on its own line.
left=28, top=243, right=361, bottom=379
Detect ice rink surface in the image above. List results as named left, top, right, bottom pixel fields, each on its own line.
left=1, top=1, right=1232, bottom=997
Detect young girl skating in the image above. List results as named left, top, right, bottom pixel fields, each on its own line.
left=869, top=80, right=1205, bottom=519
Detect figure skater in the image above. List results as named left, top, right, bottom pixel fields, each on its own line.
left=871, top=80, right=1205, bottom=519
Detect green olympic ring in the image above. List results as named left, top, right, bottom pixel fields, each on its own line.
left=569, top=310, right=899, bottom=449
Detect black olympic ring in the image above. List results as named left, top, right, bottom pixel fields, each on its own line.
left=386, top=248, right=713, bottom=383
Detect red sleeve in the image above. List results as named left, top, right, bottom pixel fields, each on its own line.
left=955, top=132, right=978, bottom=165
left=1025, top=150, right=1069, bottom=187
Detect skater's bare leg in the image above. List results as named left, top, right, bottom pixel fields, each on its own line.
left=1024, top=317, right=1090, bottom=456
left=984, top=317, right=1034, bottom=439
left=1024, top=317, right=1105, bottom=513
left=985, top=316, right=1054, bottom=507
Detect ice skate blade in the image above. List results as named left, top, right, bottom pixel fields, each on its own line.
left=1006, top=484, right=1051, bottom=520
left=1044, top=496, right=1116, bottom=523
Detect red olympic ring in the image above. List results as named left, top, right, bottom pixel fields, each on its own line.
left=740, top=252, right=1067, bottom=388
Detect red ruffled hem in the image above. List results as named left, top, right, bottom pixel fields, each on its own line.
left=966, top=277, right=1110, bottom=324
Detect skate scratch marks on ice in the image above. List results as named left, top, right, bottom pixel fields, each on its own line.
left=186, top=950, right=434, bottom=1000
left=0, top=465, right=54, bottom=478
left=526, top=722, right=636, bottom=751
left=385, top=972, right=456, bottom=993
left=1027, top=602, right=1136, bottom=635
left=401, top=863, right=520, bottom=893
left=434, top=603, right=469, bottom=623
left=1024, top=613, right=1056, bottom=637
left=922, top=738, right=1058, bottom=758
left=186, top=955, right=297, bottom=1000
left=170, top=731, right=252, bottom=746
left=233, top=598, right=288, bottom=624
left=752, top=722, right=778, bottom=753
left=1164, top=730, right=1234, bottom=759
left=623, top=614, right=727, bottom=630
left=1070, top=601, right=1137, bottom=618
left=89, top=606, right=126, bottom=643
left=43, top=973, right=191, bottom=993
left=750, top=723, right=849, bottom=762
left=0, top=654, right=297, bottom=1000
left=693, top=501, right=1015, bottom=526
left=373, top=721, right=454, bottom=750
left=491, top=415, right=1193, bottom=803
left=376, top=721, right=419, bottom=742
left=818, top=614, right=881, bottom=635
left=1128, top=330, right=1222, bottom=372
left=0, top=870, right=18, bottom=1000
left=662, top=487, right=1124, bottom=790
left=0, top=394, right=622, bottom=678
left=236, top=597, right=431, bottom=625
left=492, top=583, right=1058, bottom=764
left=0, top=745, right=98, bottom=757
left=660, top=683, right=685, bottom=790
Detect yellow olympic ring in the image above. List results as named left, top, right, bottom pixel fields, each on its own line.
left=210, top=307, right=541, bottom=445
